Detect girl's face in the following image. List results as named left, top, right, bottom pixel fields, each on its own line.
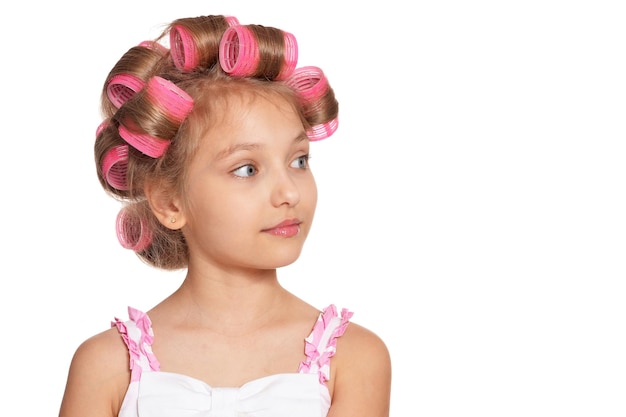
left=180, top=93, right=317, bottom=271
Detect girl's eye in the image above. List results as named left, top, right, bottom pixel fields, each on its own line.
left=290, top=154, right=310, bottom=169
left=232, top=164, right=257, bottom=178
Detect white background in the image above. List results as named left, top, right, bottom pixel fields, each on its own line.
left=1, top=1, right=624, bottom=416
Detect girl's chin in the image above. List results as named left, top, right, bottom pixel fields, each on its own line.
left=265, top=247, right=306, bottom=269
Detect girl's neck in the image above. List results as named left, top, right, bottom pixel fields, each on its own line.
left=157, top=267, right=290, bottom=331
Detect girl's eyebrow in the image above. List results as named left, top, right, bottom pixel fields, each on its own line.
left=215, top=143, right=262, bottom=160
left=216, top=133, right=309, bottom=160
left=294, top=132, right=309, bottom=143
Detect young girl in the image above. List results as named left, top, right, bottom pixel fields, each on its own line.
left=59, top=14, right=391, bottom=417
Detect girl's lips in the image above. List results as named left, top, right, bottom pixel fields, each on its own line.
left=263, top=219, right=301, bottom=237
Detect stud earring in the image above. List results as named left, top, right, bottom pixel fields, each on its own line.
left=170, top=217, right=176, bottom=223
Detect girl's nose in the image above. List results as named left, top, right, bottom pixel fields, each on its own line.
left=270, top=170, right=301, bottom=207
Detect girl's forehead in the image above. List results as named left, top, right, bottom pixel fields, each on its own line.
left=194, top=95, right=301, bottom=151
left=206, top=90, right=298, bottom=127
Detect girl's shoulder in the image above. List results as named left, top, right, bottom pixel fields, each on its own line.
left=59, top=327, right=130, bottom=416
left=70, top=326, right=131, bottom=390
left=328, top=321, right=392, bottom=416
left=73, top=325, right=130, bottom=373
left=336, top=320, right=391, bottom=369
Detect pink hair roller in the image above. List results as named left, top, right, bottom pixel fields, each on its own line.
left=170, top=16, right=240, bottom=71
left=145, top=76, right=194, bottom=123
left=285, top=66, right=337, bottom=141
left=219, top=25, right=260, bottom=77
left=307, top=118, right=339, bottom=141
left=106, top=74, right=146, bottom=108
left=96, top=120, right=109, bottom=138
left=279, top=32, right=298, bottom=80
left=118, top=77, right=192, bottom=158
left=219, top=26, right=298, bottom=80
left=224, top=16, right=240, bottom=27
left=138, top=40, right=168, bottom=55
left=118, top=124, right=170, bottom=158
left=170, top=24, right=199, bottom=71
left=285, top=66, right=329, bottom=102
left=116, top=208, right=152, bottom=252
left=101, top=145, right=129, bottom=190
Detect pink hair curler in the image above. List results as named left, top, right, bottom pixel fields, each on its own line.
left=219, top=25, right=297, bottom=79
left=96, top=120, right=109, bottom=138
left=307, top=118, right=339, bottom=141
left=170, top=24, right=199, bottom=71
left=219, top=25, right=260, bottom=77
left=101, top=145, right=129, bottom=190
left=107, top=74, right=146, bottom=109
left=138, top=40, right=168, bottom=55
left=285, top=66, right=329, bottom=102
left=118, top=124, right=171, bottom=158
left=278, top=32, right=298, bottom=80
left=170, top=16, right=239, bottom=72
left=224, top=16, right=240, bottom=27
left=116, top=208, right=152, bottom=252
left=145, top=76, right=194, bottom=123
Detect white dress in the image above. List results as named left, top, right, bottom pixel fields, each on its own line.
left=112, top=304, right=353, bottom=417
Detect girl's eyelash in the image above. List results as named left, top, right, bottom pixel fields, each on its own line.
left=231, top=162, right=257, bottom=178
left=297, top=154, right=311, bottom=168
left=231, top=153, right=311, bottom=176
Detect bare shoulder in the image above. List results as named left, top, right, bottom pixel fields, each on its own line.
left=329, top=321, right=392, bottom=417
left=59, top=327, right=130, bottom=417
left=340, top=321, right=391, bottom=362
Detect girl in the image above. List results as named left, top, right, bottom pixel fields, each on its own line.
left=59, top=14, right=391, bottom=417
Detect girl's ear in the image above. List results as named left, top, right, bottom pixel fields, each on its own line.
left=144, top=181, right=187, bottom=230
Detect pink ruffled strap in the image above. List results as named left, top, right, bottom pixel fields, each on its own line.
left=111, top=306, right=161, bottom=382
left=298, top=304, right=353, bottom=385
